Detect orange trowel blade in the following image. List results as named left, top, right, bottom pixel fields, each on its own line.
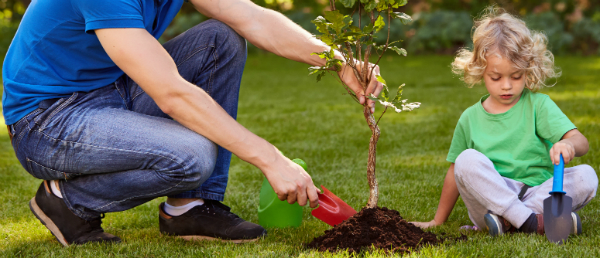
left=311, top=185, right=357, bottom=227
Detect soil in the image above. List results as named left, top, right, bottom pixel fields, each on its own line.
left=306, top=206, right=466, bottom=254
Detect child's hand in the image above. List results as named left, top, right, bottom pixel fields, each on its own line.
left=410, top=219, right=440, bottom=229
left=550, top=140, right=576, bottom=165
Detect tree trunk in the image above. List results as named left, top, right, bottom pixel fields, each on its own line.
left=363, top=105, right=380, bottom=208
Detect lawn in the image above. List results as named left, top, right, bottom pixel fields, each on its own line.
left=1, top=54, right=599, bottom=257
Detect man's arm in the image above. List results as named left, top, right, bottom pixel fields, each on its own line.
left=190, top=0, right=382, bottom=112
left=411, top=164, right=460, bottom=229
left=190, top=0, right=331, bottom=66
left=95, top=28, right=319, bottom=207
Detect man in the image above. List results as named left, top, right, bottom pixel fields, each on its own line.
left=3, top=0, right=382, bottom=246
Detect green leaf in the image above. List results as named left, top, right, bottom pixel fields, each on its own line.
left=316, top=72, right=325, bottom=82
left=396, top=0, right=408, bottom=6
left=363, top=0, right=377, bottom=12
left=311, top=51, right=328, bottom=59
left=363, top=24, right=374, bottom=34
left=375, top=75, right=387, bottom=86
left=308, top=66, right=327, bottom=82
left=343, top=15, right=353, bottom=30
left=319, top=34, right=334, bottom=46
left=374, top=15, right=385, bottom=33
left=334, top=37, right=351, bottom=46
left=389, top=46, right=407, bottom=56
left=376, top=1, right=389, bottom=12
left=342, top=31, right=362, bottom=37
left=312, top=16, right=331, bottom=34
left=327, top=48, right=336, bottom=59
left=392, top=84, right=405, bottom=103
left=391, top=12, right=412, bottom=25
left=376, top=75, right=390, bottom=101
left=349, top=25, right=362, bottom=33
left=381, top=84, right=390, bottom=102
left=339, top=0, right=357, bottom=8
left=323, top=11, right=350, bottom=35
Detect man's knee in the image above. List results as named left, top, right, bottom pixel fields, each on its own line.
left=192, top=19, right=246, bottom=58
left=161, top=138, right=218, bottom=191
left=181, top=143, right=218, bottom=190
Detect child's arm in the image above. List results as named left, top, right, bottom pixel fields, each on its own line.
left=550, top=129, right=589, bottom=165
left=411, top=164, right=460, bottom=229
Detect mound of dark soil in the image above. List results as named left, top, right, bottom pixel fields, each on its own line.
left=306, top=206, right=465, bottom=254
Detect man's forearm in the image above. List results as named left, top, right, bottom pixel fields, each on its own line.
left=191, top=0, right=334, bottom=67
left=165, top=80, right=278, bottom=168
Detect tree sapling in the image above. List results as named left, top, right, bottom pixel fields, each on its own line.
left=309, top=0, right=420, bottom=208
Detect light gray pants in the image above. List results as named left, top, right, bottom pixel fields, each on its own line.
left=454, top=149, right=598, bottom=229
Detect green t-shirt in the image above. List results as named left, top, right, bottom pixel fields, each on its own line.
left=446, top=89, right=576, bottom=186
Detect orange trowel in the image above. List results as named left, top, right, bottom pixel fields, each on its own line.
left=311, top=185, right=357, bottom=227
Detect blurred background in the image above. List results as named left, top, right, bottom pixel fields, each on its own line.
left=1, top=0, right=599, bottom=63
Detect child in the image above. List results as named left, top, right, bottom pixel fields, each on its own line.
left=412, top=8, right=598, bottom=236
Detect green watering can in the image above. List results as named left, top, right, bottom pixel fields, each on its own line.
left=257, top=158, right=307, bottom=228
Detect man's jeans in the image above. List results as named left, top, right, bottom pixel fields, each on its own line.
left=9, top=20, right=246, bottom=220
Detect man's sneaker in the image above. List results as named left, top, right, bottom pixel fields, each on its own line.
left=29, top=181, right=121, bottom=246
left=484, top=213, right=515, bottom=237
left=159, top=200, right=267, bottom=243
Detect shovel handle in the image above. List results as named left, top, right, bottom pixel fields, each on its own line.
left=550, top=154, right=566, bottom=194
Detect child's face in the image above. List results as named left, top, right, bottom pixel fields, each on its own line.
left=482, top=53, right=526, bottom=112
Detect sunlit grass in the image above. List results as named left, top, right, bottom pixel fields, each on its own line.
left=1, top=54, right=599, bottom=257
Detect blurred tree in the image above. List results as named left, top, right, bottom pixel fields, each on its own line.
left=0, top=0, right=29, bottom=22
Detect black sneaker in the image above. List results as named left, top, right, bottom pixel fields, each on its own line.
left=29, top=181, right=121, bottom=246
left=159, top=200, right=267, bottom=243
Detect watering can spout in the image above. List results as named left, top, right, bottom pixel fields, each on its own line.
left=311, top=185, right=357, bottom=227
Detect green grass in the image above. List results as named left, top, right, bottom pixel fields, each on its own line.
left=1, top=54, right=599, bottom=257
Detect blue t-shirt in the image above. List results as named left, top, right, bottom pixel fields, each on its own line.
left=2, top=0, right=184, bottom=125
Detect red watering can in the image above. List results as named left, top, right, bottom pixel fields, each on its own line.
left=311, top=185, right=357, bottom=227
left=279, top=157, right=355, bottom=227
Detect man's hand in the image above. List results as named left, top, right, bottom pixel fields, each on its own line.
left=260, top=151, right=320, bottom=208
left=411, top=219, right=441, bottom=229
left=337, top=60, right=383, bottom=114
left=550, top=129, right=589, bottom=165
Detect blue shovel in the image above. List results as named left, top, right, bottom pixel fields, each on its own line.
left=543, top=154, right=572, bottom=244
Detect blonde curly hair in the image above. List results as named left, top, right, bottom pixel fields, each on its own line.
left=451, top=7, right=560, bottom=91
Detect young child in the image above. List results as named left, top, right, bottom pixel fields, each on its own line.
left=412, top=8, right=598, bottom=236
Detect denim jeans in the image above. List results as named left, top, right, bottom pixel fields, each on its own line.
left=9, top=20, right=246, bottom=220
